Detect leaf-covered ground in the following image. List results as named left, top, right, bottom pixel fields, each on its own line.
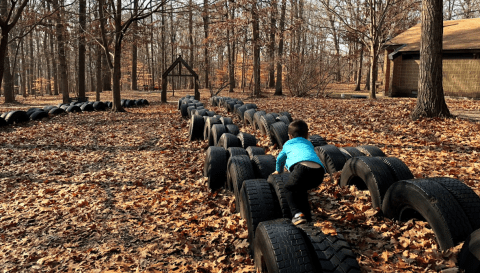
left=1, top=90, right=479, bottom=272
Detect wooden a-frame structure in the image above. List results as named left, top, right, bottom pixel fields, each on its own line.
left=161, top=55, right=199, bottom=102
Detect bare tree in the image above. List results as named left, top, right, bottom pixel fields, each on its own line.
left=274, top=0, right=287, bottom=96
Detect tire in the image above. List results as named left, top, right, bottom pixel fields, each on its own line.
left=314, top=145, right=348, bottom=174
left=60, top=105, right=69, bottom=110
left=259, top=114, right=276, bottom=136
left=246, top=146, right=265, bottom=159
left=27, top=108, right=42, bottom=115
left=276, top=115, right=290, bottom=125
left=211, top=124, right=227, bottom=147
left=227, top=147, right=248, bottom=159
left=189, top=114, right=205, bottom=141
left=206, top=111, right=215, bottom=117
left=66, top=105, right=81, bottom=113
left=270, top=122, right=289, bottom=148
left=245, top=103, right=257, bottom=109
left=203, top=147, right=227, bottom=191
left=5, top=111, right=29, bottom=124
left=227, top=101, right=236, bottom=112
left=236, top=105, right=248, bottom=121
left=217, top=133, right=241, bottom=149
left=357, top=145, right=386, bottom=157
left=142, top=99, right=149, bottom=105
left=227, top=155, right=250, bottom=192
left=251, top=155, right=276, bottom=179
left=126, top=99, right=136, bottom=107
left=339, top=147, right=365, bottom=158
left=340, top=156, right=396, bottom=209
left=308, top=135, right=328, bottom=147
left=267, top=173, right=293, bottom=219
left=204, top=117, right=222, bottom=145
left=244, top=109, right=256, bottom=125
left=57, top=103, right=66, bottom=108
left=30, top=111, right=49, bottom=121
left=381, top=157, right=414, bottom=181
left=0, top=111, right=10, bottom=119
left=43, top=105, right=56, bottom=112
left=382, top=178, right=473, bottom=250
left=106, top=101, right=113, bottom=108
left=228, top=155, right=256, bottom=213
left=253, top=111, right=266, bottom=130
left=196, top=109, right=208, bottom=116
left=225, top=124, right=240, bottom=136
left=253, top=219, right=315, bottom=272
left=80, top=103, right=95, bottom=112
left=93, top=101, right=106, bottom=111
left=180, top=104, right=189, bottom=118
left=458, top=228, right=480, bottom=273
left=237, top=132, right=257, bottom=149
left=242, top=179, right=282, bottom=249
left=297, top=224, right=361, bottom=273
left=135, top=99, right=144, bottom=106
left=49, top=107, right=65, bottom=115
left=121, top=99, right=126, bottom=107
left=187, top=106, right=196, bottom=119
left=220, top=116, right=233, bottom=126
left=279, top=111, right=293, bottom=122
left=432, top=177, right=480, bottom=230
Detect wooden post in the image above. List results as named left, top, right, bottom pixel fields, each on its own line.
left=161, top=75, right=167, bottom=103
left=194, top=77, right=200, bottom=100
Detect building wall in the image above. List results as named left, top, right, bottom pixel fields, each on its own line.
left=389, top=57, right=480, bottom=98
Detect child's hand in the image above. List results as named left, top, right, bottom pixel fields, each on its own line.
left=272, top=171, right=279, bottom=175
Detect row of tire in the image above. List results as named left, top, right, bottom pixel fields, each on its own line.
left=0, top=99, right=149, bottom=127
left=188, top=96, right=362, bottom=272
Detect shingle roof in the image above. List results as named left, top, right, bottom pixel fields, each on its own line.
left=386, top=18, right=480, bottom=52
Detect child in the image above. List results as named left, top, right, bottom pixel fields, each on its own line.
left=272, top=120, right=325, bottom=225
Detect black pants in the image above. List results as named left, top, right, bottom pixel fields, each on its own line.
left=284, top=163, right=325, bottom=220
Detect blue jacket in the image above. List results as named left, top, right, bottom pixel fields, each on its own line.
left=276, top=137, right=324, bottom=172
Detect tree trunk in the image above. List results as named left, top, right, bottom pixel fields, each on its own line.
left=44, top=24, right=52, bottom=95
left=96, top=45, right=102, bottom=101
left=48, top=1, right=59, bottom=96
left=111, top=0, right=124, bottom=112
left=188, top=0, right=194, bottom=89
left=365, top=65, right=370, bottom=91
left=275, top=0, right=286, bottom=96
left=268, top=0, right=277, bottom=88
left=78, top=0, right=86, bottom=98
left=411, top=0, right=450, bottom=119
left=252, top=1, right=261, bottom=97
left=369, top=50, right=377, bottom=99
left=161, top=4, right=167, bottom=102
left=52, top=0, right=69, bottom=103
left=354, top=43, right=364, bottom=91
left=131, top=0, right=138, bottom=90
left=3, top=40, right=14, bottom=103
left=203, top=0, right=210, bottom=89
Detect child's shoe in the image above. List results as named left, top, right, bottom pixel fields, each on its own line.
left=292, top=213, right=307, bottom=225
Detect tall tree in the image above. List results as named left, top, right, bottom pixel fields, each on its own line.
left=131, top=0, right=138, bottom=90
left=274, top=0, right=287, bottom=96
left=78, top=0, right=86, bottom=98
left=251, top=0, right=261, bottom=97
left=202, top=0, right=210, bottom=89
left=51, top=0, right=69, bottom=103
left=268, top=0, right=277, bottom=88
left=411, top=0, right=450, bottom=119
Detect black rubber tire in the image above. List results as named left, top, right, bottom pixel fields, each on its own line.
left=357, top=145, right=386, bottom=157
left=66, top=105, right=81, bottom=113
left=30, top=111, right=49, bottom=121
left=270, top=122, right=289, bottom=148
left=142, top=99, right=149, bottom=105
left=43, top=105, right=56, bottom=112
left=297, top=224, right=361, bottom=273
left=135, top=99, right=144, bottom=106
left=225, top=124, right=240, bottom=136
left=314, top=145, right=348, bottom=174
left=237, top=132, right=257, bottom=149
left=27, top=108, right=42, bottom=115
left=187, top=106, right=196, bottom=119
left=226, top=101, right=236, bottom=112
left=49, top=107, right=65, bottom=115
left=245, top=103, right=257, bottom=109
left=5, top=111, right=29, bottom=124
left=382, top=178, right=473, bottom=250
left=206, top=111, right=215, bottom=117
left=381, top=157, right=414, bottom=181
left=259, top=114, right=276, bottom=136
left=270, top=113, right=280, bottom=119
left=226, top=155, right=250, bottom=192
left=180, top=104, right=189, bottom=118
left=126, top=99, right=136, bottom=107
left=57, top=103, right=66, bottom=108
left=196, top=109, right=208, bottom=116
left=253, top=219, right=315, bottom=272
left=458, top=228, right=480, bottom=273
left=339, top=147, right=365, bottom=158
left=0, top=111, right=10, bottom=119
left=211, top=124, right=227, bottom=147
left=80, top=103, right=95, bottom=112
left=242, top=179, right=282, bottom=249
left=189, top=114, right=205, bottom=141
left=237, top=105, right=248, bottom=121
left=279, top=111, right=293, bottom=122
left=220, top=116, right=233, bottom=126
left=276, top=115, right=290, bottom=125
left=253, top=111, right=267, bottom=130
left=106, top=101, right=113, bottom=108
left=244, top=109, right=256, bottom=125
left=203, top=146, right=227, bottom=191
left=340, top=156, right=396, bottom=209
left=228, top=155, right=256, bottom=213
left=246, top=146, right=265, bottom=159
left=432, top=177, right=480, bottom=230
left=60, top=105, right=69, bottom=110
left=267, top=173, right=293, bottom=219
left=251, top=155, right=276, bottom=179
left=0, top=117, right=7, bottom=127
left=93, top=101, right=106, bottom=111
left=227, top=147, right=248, bottom=159
left=204, top=117, right=222, bottom=145
left=217, top=133, right=241, bottom=149
left=308, top=135, right=328, bottom=147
